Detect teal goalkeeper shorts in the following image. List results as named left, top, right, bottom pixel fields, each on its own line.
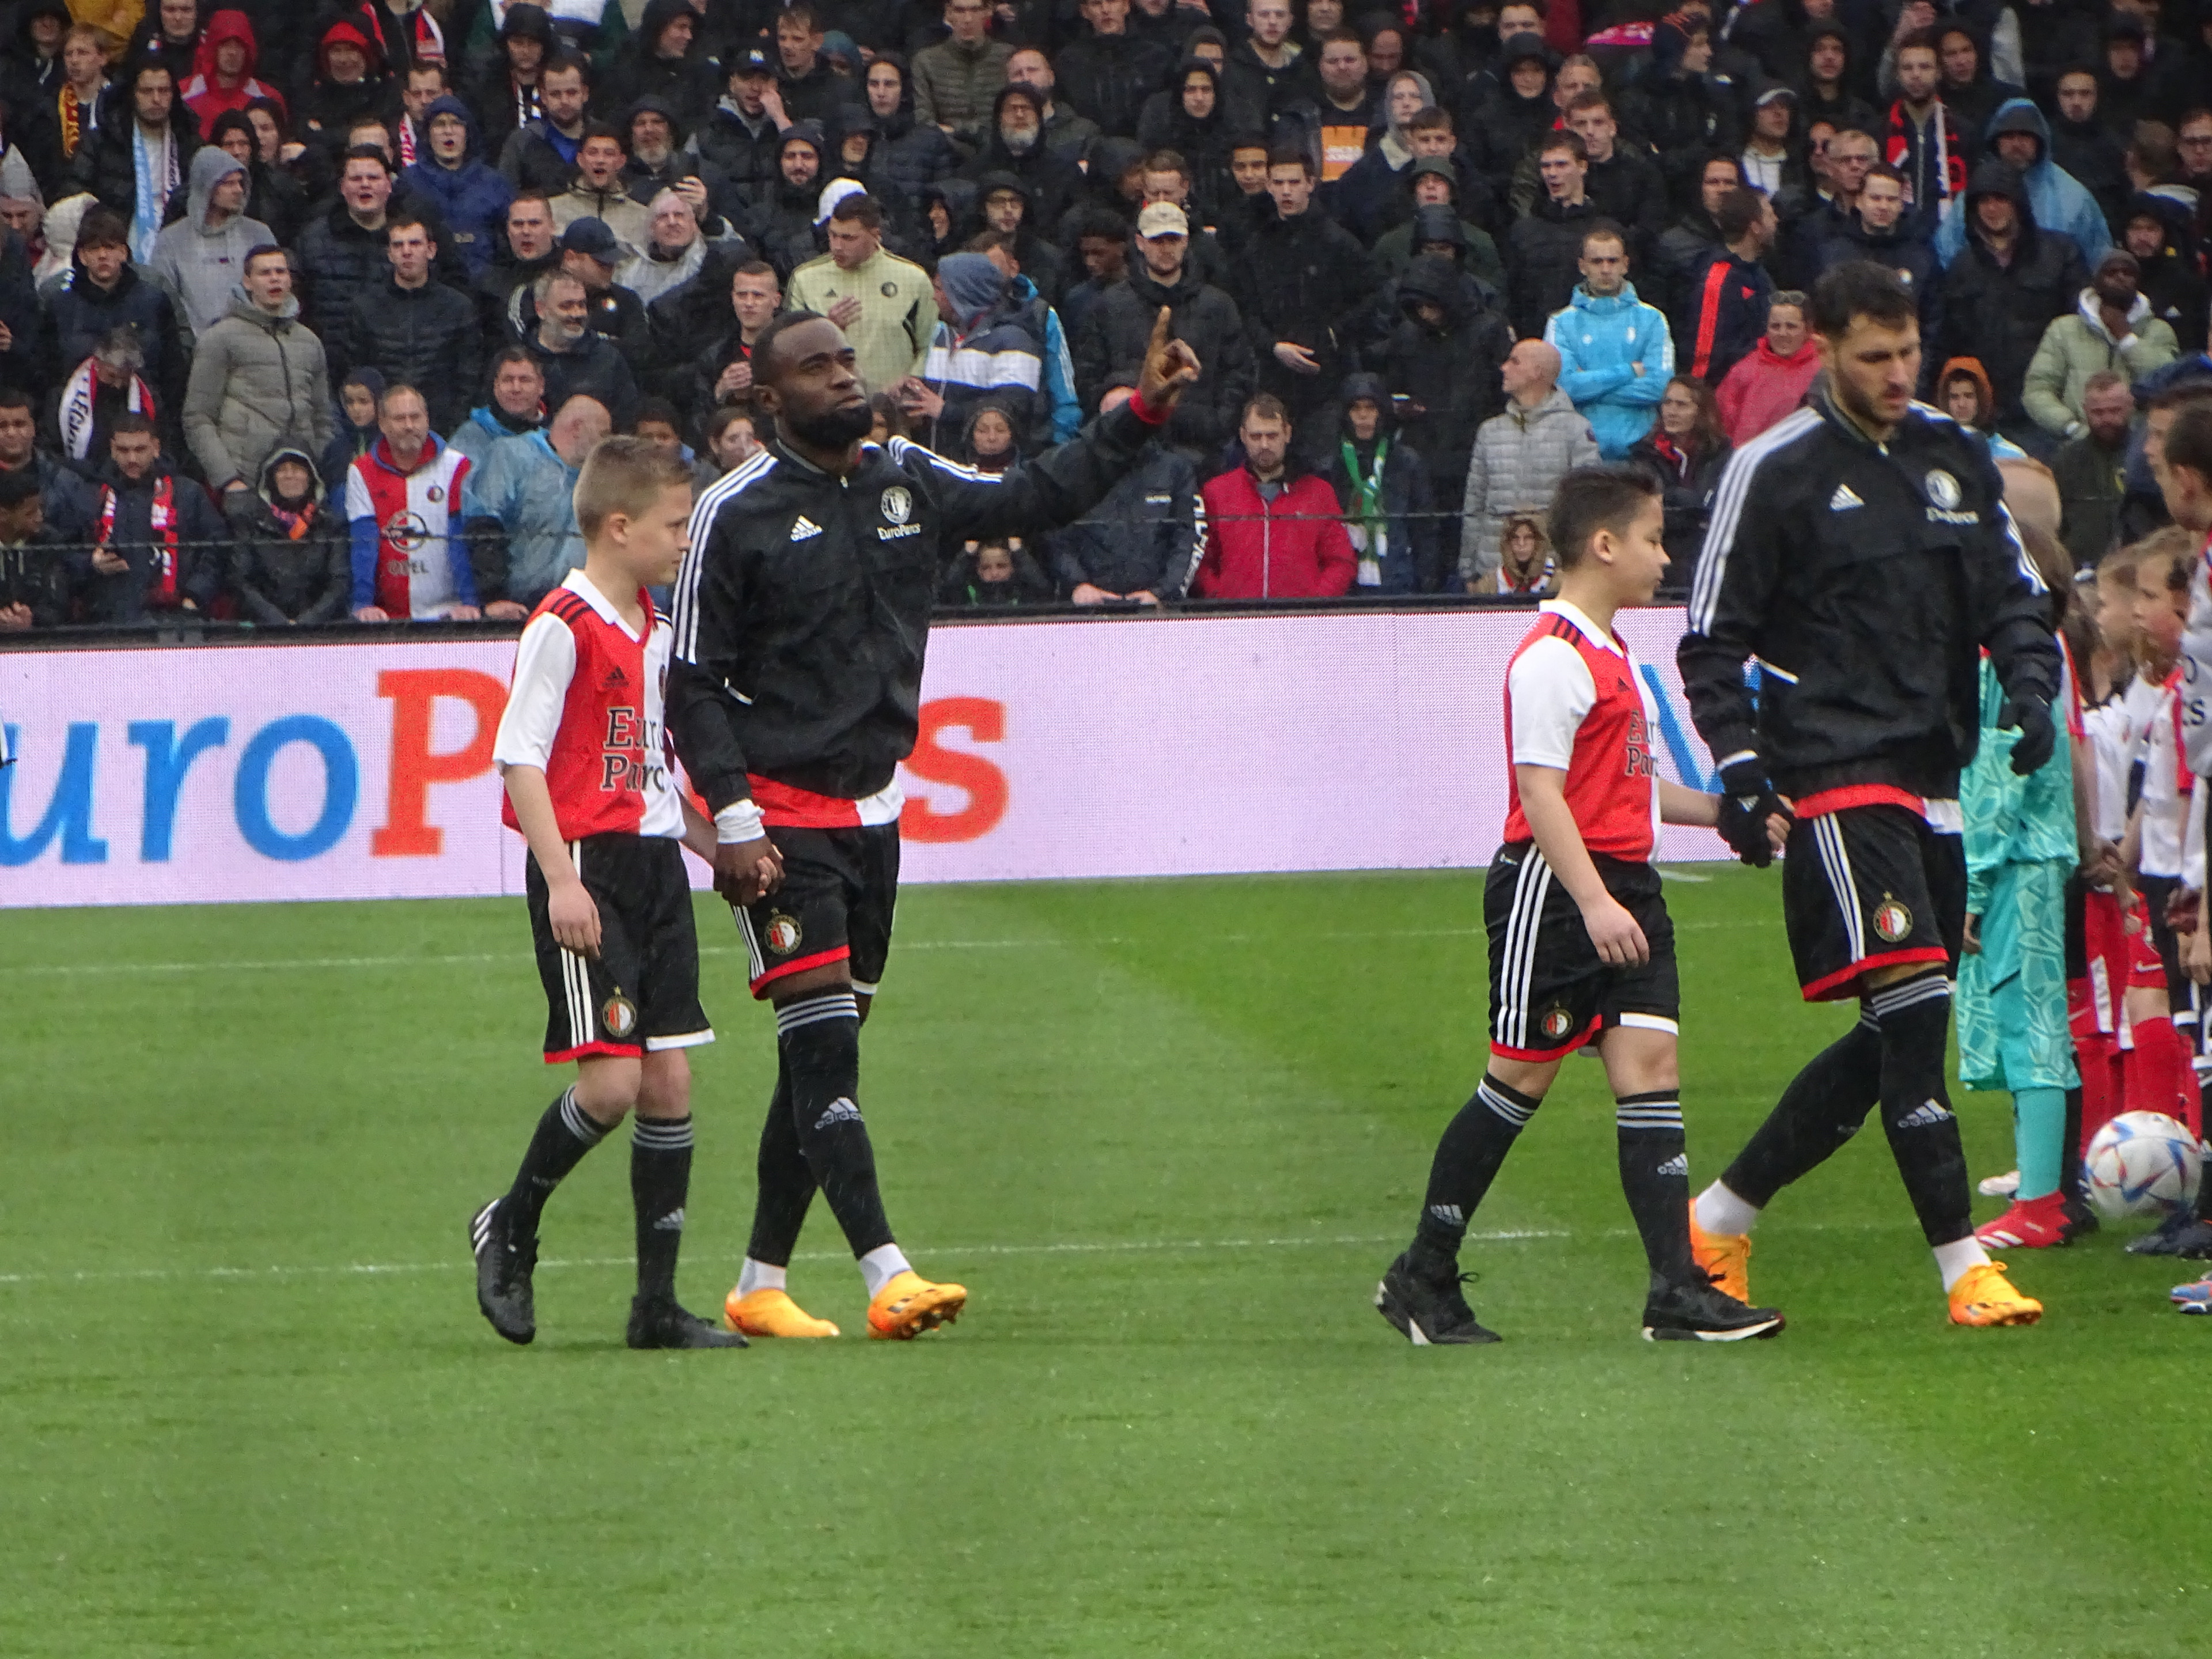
left=1956, top=858, right=2080, bottom=1094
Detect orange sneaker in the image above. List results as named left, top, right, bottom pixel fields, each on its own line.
left=1688, top=1203, right=1752, bottom=1303
left=866, top=1270, right=967, bottom=1340
left=1948, top=1261, right=2043, bottom=1327
left=724, top=1285, right=840, bottom=1338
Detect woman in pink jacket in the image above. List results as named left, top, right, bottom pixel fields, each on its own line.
left=1715, top=290, right=1820, bottom=444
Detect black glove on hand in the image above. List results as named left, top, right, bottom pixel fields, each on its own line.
left=1715, top=760, right=1790, bottom=869
left=1999, top=693, right=2056, bottom=777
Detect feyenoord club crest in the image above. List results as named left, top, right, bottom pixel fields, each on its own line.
left=1872, top=895, right=1913, bottom=943
left=1540, top=1005, right=1575, bottom=1041
left=880, top=486, right=912, bottom=525
left=764, top=912, right=803, bottom=955
left=602, top=994, right=638, bottom=1038
left=1923, top=469, right=1961, bottom=510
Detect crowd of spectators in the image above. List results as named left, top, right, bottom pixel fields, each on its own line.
left=0, top=0, right=2210, bottom=633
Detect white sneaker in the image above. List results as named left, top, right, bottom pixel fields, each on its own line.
left=1977, top=1169, right=2021, bottom=1198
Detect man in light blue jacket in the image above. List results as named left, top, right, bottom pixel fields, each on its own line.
left=1934, top=99, right=2111, bottom=271
left=459, top=393, right=611, bottom=609
left=1541, top=221, right=1673, bottom=461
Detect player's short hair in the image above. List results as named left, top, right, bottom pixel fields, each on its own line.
left=407, top=59, right=447, bottom=85
left=1538, top=130, right=1587, bottom=162
left=578, top=120, right=626, bottom=152
left=1715, top=187, right=1768, bottom=240
left=2165, top=404, right=2212, bottom=488
left=706, top=403, right=757, bottom=445
left=1266, top=146, right=1315, bottom=177
left=1240, top=393, right=1290, bottom=429
left=378, top=381, right=427, bottom=415
left=1549, top=465, right=1659, bottom=571
left=751, top=308, right=828, bottom=384
left=2146, top=381, right=2212, bottom=415
left=830, top=191, right=881, bottom=230
left=109, top=410, right=158, bottom=441
left=1579, top=219, right=1628, bottom=256
left=964, top=228, right=1013, bottom=255
left=732, top=258, right=779, bottom=285
left=1318, top=26, right=1363, bottom=48
left=780, top=2, right=820, bottom=31
left=1229, top=133, right=1269, bottom=156
left=1894, top=27, right=1938, bottom=59
left=631, top=395, right=683, bottom=433
left=1809, top=259, right=1916, bottom=338
left=574, top=434, right=692, bottom=540
left=510, top=189, right=554, bottom=217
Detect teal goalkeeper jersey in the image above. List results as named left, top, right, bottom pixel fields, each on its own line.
left=1962, top=652, right=2077, bottom=915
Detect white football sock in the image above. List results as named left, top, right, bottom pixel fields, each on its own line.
left=1694, top=1181, right=1762, bottom=1237
left=859, top=1243, right=912, bottom=1298
left=1932, top=1237, right=1990, bottom=1292
left=736, top=1257, right=786, bottom=1297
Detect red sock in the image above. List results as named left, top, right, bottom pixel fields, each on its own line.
left=2126, top=1016, right=2193, bottom=1128
left=2078, top=1030, right=2121, bottom=1147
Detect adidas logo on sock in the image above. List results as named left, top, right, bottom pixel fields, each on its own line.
left=1428, top=1203, right=1465, bottom=1227
left=653, top=1208, right=685, bottom=1232
left=1655, top=1153, right=1690, bottom=1177
left=1829, top=483, right=1864, bottom=511
left=790, top=515, right=823, bottom=540
left=815, top=1097, right=864, bottom=1129
left=1896, top=1100, right=1955, bottom=1129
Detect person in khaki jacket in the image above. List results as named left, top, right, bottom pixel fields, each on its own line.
left=2021, top=249, right=2179, bottom=441
left=785, top=191, right=932, bottom=402
left=910, top=0, right=1009, bottom=140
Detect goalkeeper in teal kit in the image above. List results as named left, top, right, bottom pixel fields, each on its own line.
left=1959, top=573, right=2084, bottom=1252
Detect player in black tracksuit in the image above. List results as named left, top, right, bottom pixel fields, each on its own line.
left=665, top=305, right=1200, bottom=1341
left=1675, top=260, right=2063, bottom=1327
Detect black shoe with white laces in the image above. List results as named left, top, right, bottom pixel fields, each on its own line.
left=469, top=1198, right=536, bottom=1345
left=1642, top=1275, right=1785, bottom=1342
left=2125, top=1208, right=2212, bottom=1257
left=626, top=1296, right=749, bottom=1350
left=1375, top=1251, right=1502, bottom=1345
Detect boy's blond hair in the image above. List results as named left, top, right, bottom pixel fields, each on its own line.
left=574, top=435, right=693, bottom=541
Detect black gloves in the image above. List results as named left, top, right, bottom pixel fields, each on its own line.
left=1716, top=759, right=1791, bottom=869
left=1999, top=693, right=2055, bottom=777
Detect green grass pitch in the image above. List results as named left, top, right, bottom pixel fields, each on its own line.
left=5, top=866, right=2209, bottom=1657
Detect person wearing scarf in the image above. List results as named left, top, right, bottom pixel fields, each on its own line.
left=59, top=329, right=157, bottom=468
left=79, top=409, right=228, bottom=623
left=229, top=448, right=351, bottom=625
left=1321, top=370, right=1428, bottom=594
left=56, top=22, right=107, bottom=161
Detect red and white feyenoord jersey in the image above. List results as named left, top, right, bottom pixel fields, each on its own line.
left=346, top=439, right=471, bottom=618
left=493, top=571, right=685, bottom=840
left=1501, top=599, right=1661, bottom=861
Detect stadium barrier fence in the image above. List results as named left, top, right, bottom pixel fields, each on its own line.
left=0, top=604, right=1723, bottom=908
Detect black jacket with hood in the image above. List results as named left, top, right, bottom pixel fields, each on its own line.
left=602, top=0, right=718, bottom=131
left=1135, top=58, right=1234, bottom=228
left=1368, top=250, right=1510, bottom=514
left=960, top=85, right=1085, bottom=230
left=1074, top=253, right=1254, bottom=461
left=228, top=447, right=350, bottom=624
left=1052, top=22, right=1176, bottom=141
left=1317, top=369, right=1434, bottom=595
left=1938, top=159, right=2089, bottom=424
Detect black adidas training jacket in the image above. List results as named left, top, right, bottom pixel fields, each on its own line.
left=1676, top=386, right=2060, bottom=803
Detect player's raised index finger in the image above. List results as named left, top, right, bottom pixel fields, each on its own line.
left=1150, top=306, right=1171, bottom=351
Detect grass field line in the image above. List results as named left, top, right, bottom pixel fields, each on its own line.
left=0, top=1229, right=1577, bottom=1287
left=3, top=919, right=1760, bottom=979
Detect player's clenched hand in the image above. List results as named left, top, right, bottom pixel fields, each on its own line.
left=1581, top=896, right=1650, bottom=966
left=714, top=835, right=783, bottom=906
left=1999, top=692, right=2055, bottom=777
left=1138, top=306, right=1202, bottom=410
left=548, top=878, right=602, bottom=960
left=2184, top=919, right=2212, bottom=985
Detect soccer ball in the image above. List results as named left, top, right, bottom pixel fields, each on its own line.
left=2084, top=1112, right=2203, bottom=1219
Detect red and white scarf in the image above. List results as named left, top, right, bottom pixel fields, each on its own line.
left=98, top=476, right=180, bottom=607
left=59, top=358, right=154, bottom=461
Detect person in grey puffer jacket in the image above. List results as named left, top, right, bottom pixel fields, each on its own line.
left=1457, top=338, right=1600, bottom=585
left=183, top=252, right=334, bottom=503
left=149, top=146, right=276, bottom=344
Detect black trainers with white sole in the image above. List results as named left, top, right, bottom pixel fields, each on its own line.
left=469, top=1198, right=537, bottom=1345
left=626, top=1296, right=749, bottom=1350
left=1641, top=1275, right=1785, bottom=1342
left=1374, top=1251, right=1502, bottom=1345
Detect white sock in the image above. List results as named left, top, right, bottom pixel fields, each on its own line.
left=1694, top=1181, right=1761, bottom=1237
left=1932, top=1237, right=1990, bottom=1292
left=859, top=1243, right=911, bottom=1298
left=736, top=1257, right=786, bottom=1297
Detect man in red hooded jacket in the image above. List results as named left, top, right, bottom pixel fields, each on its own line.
left=179, top=10, right=286, bottom=126
left=1195, top=395, right=1355, bottom=599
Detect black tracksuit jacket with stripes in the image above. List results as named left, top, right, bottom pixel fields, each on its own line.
left=666, top=403, right=1158, bottom=812
left=1676, top=386, right=2060, bottom=804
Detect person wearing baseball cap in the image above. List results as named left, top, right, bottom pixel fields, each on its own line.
left=692, top=43, right=791, bottom=204
left=544, top=216, right=652, bottom=371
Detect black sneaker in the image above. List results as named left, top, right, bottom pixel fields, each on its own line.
left=1374, top=1251, right=1501, bottom=1345
left=2061, top=1193, right=2099, bottom=1240
left=1642, top=1275, right=1785, bottom=1342
left=626, top=1296, right=749, bottom=1350
left=469, top=1198, right=536, bottom=1345
left=2124, top=1208, right=2212, bottom=1256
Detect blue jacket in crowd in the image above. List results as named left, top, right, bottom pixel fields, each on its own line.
left=1544, top=281, right=1673, bottom=461
left=402, top=96, right=515, bottom=279
left=1933, top=99, right=2111, bottom=271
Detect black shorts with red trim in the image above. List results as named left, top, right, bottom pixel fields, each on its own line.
left=1782, top=801, right=1963, bottom=1002
left=1486, top=842, right=1679, bottom=1060
left=527, top=834, right=712, bottom=1063
left=733, top=822, right=900, bottom=998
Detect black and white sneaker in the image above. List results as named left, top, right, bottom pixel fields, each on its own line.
left=1374, top=1251, right=1501, bottom=1345
left=469, top=1198, right=536, bottom=1346
left=1641, top=1275, right=1785, bottom=1342
left=2061, top=1193, right=2099, bottom=1240
left=626, top=1296, right=749, bottom=1350
left=2124, top=1207, right=2212, bottom=1256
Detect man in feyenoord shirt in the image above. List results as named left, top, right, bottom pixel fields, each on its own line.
left=1676, top=261, right=2062, bottom=1329
left=1376, top=468, right=1788, bottom=1347
left=471, top=437, right=745, bottom=1352
left=667, top=308, right=1200, bottom=1342
left=345, top=382, right=484, bottom=622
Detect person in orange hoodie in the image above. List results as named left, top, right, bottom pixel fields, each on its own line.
left=1715, top=288, right=1820, bottom=444
left=1194, top=393, right=1355, bottom=599
left=179, top=9, right=285, bottom=126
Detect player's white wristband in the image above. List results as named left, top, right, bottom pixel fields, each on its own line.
left=715, top=800, right=766, bottom=844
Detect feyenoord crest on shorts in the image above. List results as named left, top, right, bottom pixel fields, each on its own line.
left=1873, top=895, right=1913, bottom=944
left=765, top=912, right=803, bottom=955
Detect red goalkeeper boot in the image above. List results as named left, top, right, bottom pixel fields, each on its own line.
left=1974, top=1190, right=2071, bottom=1250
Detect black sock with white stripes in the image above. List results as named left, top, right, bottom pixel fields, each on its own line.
left=1869, top=971, right=1974, bottom=1246
left=1615, top=1090, right=1695, bottom=1284
left=775, top=988, right=894, bottom=1259
left=747, top=1056, right=818, bottom=1267
left=1722, top=1013, right=1882, bottom=1206
left=630, top=1114, right=694, bottom=1300
left=1412, top=1073, right=1542, bottom=1265
left=503, top=1086, right=613, bottom=1241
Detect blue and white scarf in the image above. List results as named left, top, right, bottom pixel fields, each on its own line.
left=130, top=125, right=177, bottom=264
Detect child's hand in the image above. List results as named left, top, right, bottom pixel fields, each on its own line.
left=1580, top=895, right=1649, bottom=966
left=2187, top=923, right=2212, bottom=985
left=548, top=879, right=601, bottom=960
left=1962, top=913, right=1982, bottom=955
